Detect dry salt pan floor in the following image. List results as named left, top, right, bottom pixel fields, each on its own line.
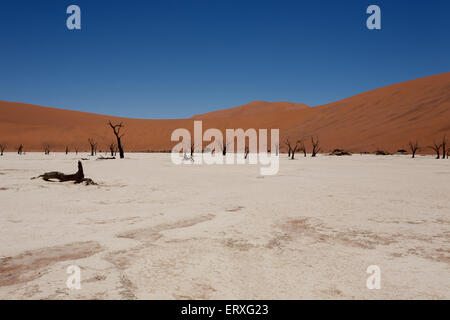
left=0, top=153, right=449, bottom=299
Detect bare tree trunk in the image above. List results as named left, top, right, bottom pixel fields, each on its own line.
left=429, top=141, right=442, bottom=159
left=0, top=144, right=5, bottom=156
left=409, top=141, right=419, bottom=158
left=217, top=141, right=228, bottom=156
left=311, top=136, right=321, bottom=157
left=285, top=139, right=301, bottom=159
left=291, top=141, right=301, bottom=160
left=298, top=140, right=306, bottom=157
left=88, top=138, right=97, bottom=156
left=43, top=143, right=50, bottom=155
left=109, top=143, right=116, bottom=157
left=442, top=136, right=447, bottom=160
left=285, top=139, right=292, bottom=158
left=17, top=144, right=23, bottom=155
left=108, top=122, right=125, bottom=159
left=32, top=161, right=96, bottom=185
left=65, top=146, right=69, bottom=155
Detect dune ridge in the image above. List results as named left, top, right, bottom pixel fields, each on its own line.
left=0, top=72, right=449, bottom=153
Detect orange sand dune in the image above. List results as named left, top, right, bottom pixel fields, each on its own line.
left=191, top=101, right=310, bottom=119
left=0, top=72, right=449, bottom=153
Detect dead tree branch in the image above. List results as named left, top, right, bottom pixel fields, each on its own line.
left=31, top=161, right=96, bottom=185
left=330, top=149, right=352, bottom=156
left=244, top=146, right=249, bottom=159
left=109, top=143, right=117, bottom=157
left=408, top=141, right=420, bottom=158
left=442, top=136, right=447, bottom=161
left=217, top=141, right=230, bottom=156
left=428, top=141, right=442, bottom=159
left=43, top=143, right=50, bottom=155
left=298, top=140, right=307, bottom=157
left=284, top=139, right=292, bottom=158
left=285, top=139, right=301, bottom=159
left=311, top=136, right=321, bottom=157
left=108, top=121, right=125, bottom=159
left=88, top=138, right=97, bottom=156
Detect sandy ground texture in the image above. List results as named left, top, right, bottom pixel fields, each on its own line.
left=0, top=153, right=449, bottom=299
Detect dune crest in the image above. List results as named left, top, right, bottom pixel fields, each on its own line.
left=0, top=72, right=449, bottom=153
left=191, top=101, right=310, bottom=119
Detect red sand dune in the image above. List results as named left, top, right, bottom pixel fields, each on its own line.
left=191, top=101, right=310, bottom=119
left=0, top=72, right=449, bottom=154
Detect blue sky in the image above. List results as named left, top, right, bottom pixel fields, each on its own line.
left=0, top=0, right=449, bottom=118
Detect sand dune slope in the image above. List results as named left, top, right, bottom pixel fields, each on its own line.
left=0, top=72, right=449, bottom=153
left=191, top=101, right=310, bottom=119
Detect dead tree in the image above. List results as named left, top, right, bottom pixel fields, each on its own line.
left=311, top=136, right=321, bottom=157
left=299, top=140, right=307, bottom=157
left=31, top=161, right=95, bottom=185
left=97, top=155, right=115, bottom=160
left=375, top=149, right=391, bottom=155
left=442, top=136, right=447, bottom=160
left=109, top=143, right=116, bottom=157
left=408, top=141, right=420, bottom=158
left=285, top=139, right=301, bottom=160
left=0, top=143, right=6, bottom=156
left=17, top=144, right=23, bottom=155
left=284, top=139, right=292, bottom=158
left=244, top=146, right=249, bottom=159
left=217, top=141, right=229, bottom=156
left=291, top=141, right=302, bottom=159
left=88, top=138, right=97, bottom=156
left=428, top=141, right=442, bottom=159
left=43, top=143, right=51, bottom=155
left=108, top=121, right=125, bottom=159
left=65, top=146, right=69, bottom=155
left=74, top=146, right=79, bottom=155
left=330, top=149, right=352, bottom=156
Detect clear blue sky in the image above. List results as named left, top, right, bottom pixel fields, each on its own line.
left=0, top=0, right=449, bottom=118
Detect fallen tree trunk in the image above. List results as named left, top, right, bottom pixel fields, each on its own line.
left=31, top=161, right=96, bottom=185
left=330, top=149, right=352, bottom=156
